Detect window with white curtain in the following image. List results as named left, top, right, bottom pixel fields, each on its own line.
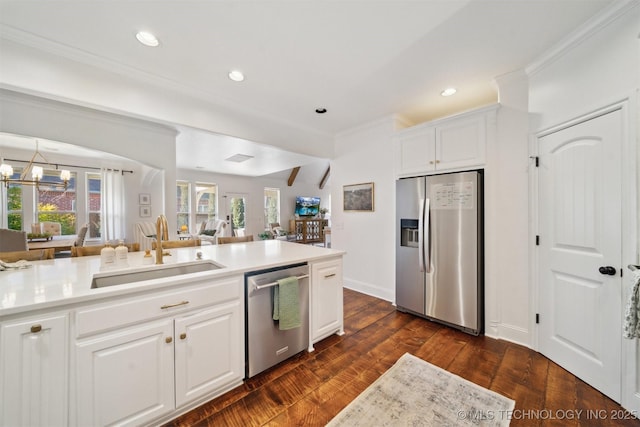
left=101, top=168, right=125, bottom=242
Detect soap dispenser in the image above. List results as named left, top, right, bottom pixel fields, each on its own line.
left=115, top=240, right=129, bottom=267
left=100, top=243, right=116, bottom=270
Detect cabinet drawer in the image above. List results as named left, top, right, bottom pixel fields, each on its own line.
left=75, top=275, right=242, bottom=338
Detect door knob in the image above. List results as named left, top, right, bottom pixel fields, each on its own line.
left=598, top=266, right=616, bottom=276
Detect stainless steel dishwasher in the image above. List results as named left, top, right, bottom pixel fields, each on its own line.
left=245, top=262, right=309, bottom=378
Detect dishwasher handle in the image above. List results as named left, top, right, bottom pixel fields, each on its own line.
left=254, top=274, right=309, bottom=290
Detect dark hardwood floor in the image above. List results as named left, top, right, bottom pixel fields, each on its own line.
left=165, top=289, right=639, bottom=427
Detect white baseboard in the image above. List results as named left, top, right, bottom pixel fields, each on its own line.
left=343, top=277, right=394, bottom=302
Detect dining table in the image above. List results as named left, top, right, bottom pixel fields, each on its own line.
left=28, top=238, right=76, bottom=253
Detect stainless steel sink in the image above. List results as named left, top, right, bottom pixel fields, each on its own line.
left=91, top=261, right=224, bottom=288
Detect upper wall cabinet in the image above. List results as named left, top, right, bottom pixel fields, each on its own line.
left=395, top=104, right=498, bottom=177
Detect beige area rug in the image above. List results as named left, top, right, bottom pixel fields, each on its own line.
left=327, top=353, right=515, bottom=427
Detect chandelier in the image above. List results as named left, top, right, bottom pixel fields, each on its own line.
left=0, top=140, right=71, bottom=190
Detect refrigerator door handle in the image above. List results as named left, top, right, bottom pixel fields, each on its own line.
left=418, top=198, right=425, bottom=272
left=424, top=198, right=431, bottom=273
left=418, top=197, right=430, bottom=273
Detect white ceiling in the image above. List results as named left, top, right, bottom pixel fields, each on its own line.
left=0, top=0, right=615, bottom=178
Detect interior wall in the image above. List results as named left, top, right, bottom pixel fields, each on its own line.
left=177, top=168, right=331, bottom=239
left=527, top=3, right=639, bottom=412
left=332, top=117, right=397, bottom=301
left=486, top=71, right=531, bottom=345
left=0, top=89, right=177, bottom=242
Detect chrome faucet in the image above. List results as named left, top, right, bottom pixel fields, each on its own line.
left=155, top=214, right=168, bottom=265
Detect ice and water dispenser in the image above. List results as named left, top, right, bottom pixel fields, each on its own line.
left=400, top=219, right=419, bottom=248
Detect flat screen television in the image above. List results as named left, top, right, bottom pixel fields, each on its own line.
left=295, top=196, right=320, bottom=217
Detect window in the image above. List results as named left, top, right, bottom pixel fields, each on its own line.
left=177, top=181, right=190, bottom=232
left=264, top=187, right=280, bottom=228
left=195, top=183, right=217, bottom=226
left=87, top=173, right=101, bottom=239
left=6, top=172, right=23, bottom=231
left=229, top=194, right=246, bottom=234
left=37, top=169, right=77, bottom=235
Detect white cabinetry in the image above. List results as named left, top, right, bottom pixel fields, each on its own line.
left=0, top=312, right=69, bottom=427
left=396, top=105, right=497, bottom=177
left=310, top=257, right=344, bottom=344
left=74, top=275, right=244, bottom=426
left=174, top=301, right=242, bottom=407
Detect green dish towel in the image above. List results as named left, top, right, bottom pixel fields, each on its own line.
left=272, top=276, right=301, bottom=330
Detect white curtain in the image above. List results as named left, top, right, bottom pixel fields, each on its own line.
left=101, top=168, right=126, bottom=243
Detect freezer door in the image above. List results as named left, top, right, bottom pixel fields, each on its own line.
left=395, top=177, right=425, bottom=315
left=425, top=171, right=481, bottom=333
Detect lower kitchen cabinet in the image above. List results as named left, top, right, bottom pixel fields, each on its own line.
left=73, top=275, right=244, bottom=426
left=0, top=312, right=69, bottom=427
left=75, top=318, right=175, bottom=426
left=174, top=300, right=243, bottom=408
left=310, top=257, right=344, bottom=343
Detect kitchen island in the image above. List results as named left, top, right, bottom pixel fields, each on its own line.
left=0, top=240, right=345, bottom=427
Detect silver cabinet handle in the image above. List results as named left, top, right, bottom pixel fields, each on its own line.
left=160, top=300, right=189, bottom=309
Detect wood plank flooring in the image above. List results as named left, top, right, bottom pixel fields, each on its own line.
left=165, top=289, right=639, bottom=427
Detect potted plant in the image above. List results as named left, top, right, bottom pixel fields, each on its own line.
left=258, top=231, right=273, bottom=240
left=319, top=207, right=329, bottom=219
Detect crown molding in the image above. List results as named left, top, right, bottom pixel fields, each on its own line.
left=525, top=0, right=638, bottom=77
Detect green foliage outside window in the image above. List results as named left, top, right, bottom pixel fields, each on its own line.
left=7, top=186, right=22, bottom=230
left=231, top=198, right=245, bottom=229
left=38, top=203, right=76, bottom=235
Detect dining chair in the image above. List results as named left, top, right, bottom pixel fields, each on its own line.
left=0, top=248, right=55, bottom=262
left=41, top=222, right=62, bottom=236
left=74, top=224, right=89, bottom=247
left=217, top=235, right=254, bottom=245
left=0, top=229, right=28, bottom=252
left=152, top=239, right=202, bottom=249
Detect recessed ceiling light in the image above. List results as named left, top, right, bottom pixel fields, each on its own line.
left=441, top=88, right=457, bottom=97
left=136, top=31, right=159, bottom=47
left=315, top=108, right=327, bottom=114
left=228, top=70, right=245, bottom=82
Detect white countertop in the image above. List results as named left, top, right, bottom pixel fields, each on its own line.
left=0, top=240, right=345, bottom=318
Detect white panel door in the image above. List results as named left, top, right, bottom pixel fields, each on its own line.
left=1, top=313, right=68, bottom=427
left=75, top=319, right=175, bottom=426
left=538, top=109, right=622, bottom=401
left=435, top=115, right=486, bottom=170
left=396, top=126, right=436, bottom=176
left=174, top=301, right=243, bottom=408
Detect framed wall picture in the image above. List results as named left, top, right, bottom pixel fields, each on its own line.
left=140, top=205, right=151, bottom=218
left=343, top=182, right=374, bottom=212
left=139, top=193, right=151, bottom=205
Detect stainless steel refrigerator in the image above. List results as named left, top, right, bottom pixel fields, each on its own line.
left=396, top=170, right=484, bottom=335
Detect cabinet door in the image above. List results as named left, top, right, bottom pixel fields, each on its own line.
left=174, top=298, right=243, bottom=408
left=435, top=114, right=486, bottom=170
left=311, top=258, right=344, bottom=342
left=75, top=319, right=174, bottom=427
left=396, top=126, right=436, bottom=176
left=1, top=313, right=68, bottom=427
